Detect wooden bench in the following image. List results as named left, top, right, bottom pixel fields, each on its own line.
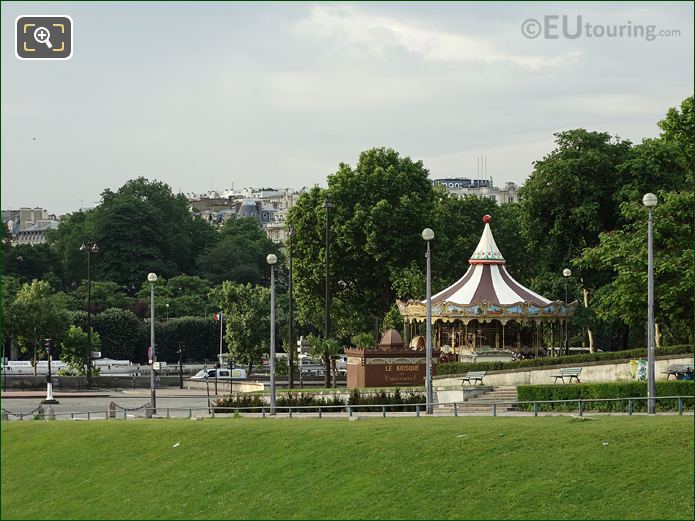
left=461, top=371, right=486, bottom=385
left=552, top=368, right=582, bottom=384
left=663, top=364, right=694, bottom=380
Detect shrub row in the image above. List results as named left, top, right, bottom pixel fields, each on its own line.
left=214, top=388, right=426, bottom=413
left=516, top=381, right=693, bottom=412
left=438, top=345, right=693, bottom=375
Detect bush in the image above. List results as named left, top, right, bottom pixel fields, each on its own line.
left=213, top=388, right=426, bottom=413
left=438, top=345, right=693, bottom=376
left=516, top=381, right=693, bottom=412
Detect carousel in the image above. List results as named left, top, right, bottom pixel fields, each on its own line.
left=397, top=215, right=578, bottom=362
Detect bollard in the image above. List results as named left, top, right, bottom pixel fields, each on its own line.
left=678, top=397, right=683, bottom=415
left=145, top=405, right=152, bottom=419
left=493, top=403, right=497, bottom=417
left=109, top=402, right=117, bottom=419
left=188, top=408, right=192, bottom=418
left=533, top=402, right=538, bottom=417
left=628, top=398, right=633, bottom=416
left=87, top=412, right=91, bottom=421
left=105, top=411, right=109, bottom=420
left=348, top=406, right=353, bottom=418
left=289, top=407, right=293, bottom=419
left=416, top=404, right=421, bottom=417
left=318, top=407, right=322, bottom=419
left=71, top=412, right=74, bottom=419
left=166, top=408, right=170, bottom=418
left=382, top=405, right=386, bottom=418
left=262, top=407, right=266, bottom=418
left=211, top=408, right=215, bottom=418
left=578, top=400, right=583, bottom=417
left=123, top=409, right=127, bottom=420
left=37, top=404, right=45, bottom=420
left=46, top=405, right=56, bottom=420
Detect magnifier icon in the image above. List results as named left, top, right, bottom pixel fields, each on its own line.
left=33, top=26, right=53, bottom=49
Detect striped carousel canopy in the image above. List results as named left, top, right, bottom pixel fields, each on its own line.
left=428, top=214, right=550, bottom=307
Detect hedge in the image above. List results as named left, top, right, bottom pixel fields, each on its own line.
left=214, top=388, right=426, bottom=413
left=516, top=381, right=693, bottom=412
left=438, top=345, right=693, bottom=375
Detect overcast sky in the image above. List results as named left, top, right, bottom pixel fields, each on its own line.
left=2, top=1, right=693, bottom=215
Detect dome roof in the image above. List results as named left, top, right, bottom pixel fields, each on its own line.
left=379, top=329, right=404, bottom=350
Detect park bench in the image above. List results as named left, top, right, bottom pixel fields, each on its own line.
left=663, top=364, right=694, bottom=380
left=461, top=371, right=486, bottom=385
left=552, top=367, right=582, bottom=384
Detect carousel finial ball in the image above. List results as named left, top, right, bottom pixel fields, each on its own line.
left=483, top=214, right=492, bottom=223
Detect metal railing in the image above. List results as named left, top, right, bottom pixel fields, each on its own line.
left=2, top=395, right=692, bottom=421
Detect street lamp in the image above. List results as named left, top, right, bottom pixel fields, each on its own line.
left=323, top=196, right=334, bottom=344
left=422, top=228, right=434, bottom=414
left=563, top=268, right=571, bottom=356
left=287, top=225, right=295, bottom=389
left=147, top=272, right=157, bottom=415
left=166, top=303, right=170, bottom=321
left=643, top=192, right=657, bottom=415
left=80, top=242, right=98, bottom=386
left=267, top=253, right=278, bottom=415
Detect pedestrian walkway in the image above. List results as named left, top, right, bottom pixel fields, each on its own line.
left=1, top=391, right=111, bottom=399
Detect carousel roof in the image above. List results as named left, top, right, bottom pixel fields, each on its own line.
left=429, top=214, right=551, bottom=307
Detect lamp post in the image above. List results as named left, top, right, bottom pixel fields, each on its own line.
left=147, top=272, right=157, bottom=415
left=166, top=303, right=169, bottom=321
left=563, top=268, right=571, bottom=356
left=287, top=225, right=295, bottom=389
left=643, top=193, right=657, bottom=415
left=80, top=242, right=98, bottom=387
left=215, top=311, right=223, bottom=396
left=267, top=253, right=278, bottom=415
left=41, top=338, right=58, bottom=404
left=323, top=196, right=334, bottom=388
left=177, top=342, right=185, bottom=390
left=422, top=228, right=434, bottom=414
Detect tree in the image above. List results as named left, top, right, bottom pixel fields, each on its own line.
left=59, top=325, right=101, bottom=374
left=307, top=334, right=342, bottom=388
left=70, top=280, right=133, bottom=313
left=211, top=281, right=272, bottom=374
left=135, top=274, right=212, bottom=319
left=576, top=191, right=692, bottom=346
left=45, top=210, right=93, bottom=288
left=2, top=243, right=61, bottom=285
left=657, top=96, right=693, bottom=172
left=351, top=332, right=375, bottom=349
left=11, top=280, right=71, bottom=372
left=519, top=129, right=633, bottom=275
left=196, top=218, right=283, bottom=286
left=92, top=308, right=145, bottom=361
left=287, top=148, right=436, bottom=341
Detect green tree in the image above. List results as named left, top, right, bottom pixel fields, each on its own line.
left=59, top=325, right=101, bottom=374
left=351, top=332, right=375, bottom=349
left=135, top=275, right=213, bottom=319
left=70, top=280, right=133, bottom=313
left=307, top=334, right=342, bottom=388
left=576, top=191, right=693, bottom=346
left=657, top=96, right=693, bottom=172
left=287, top=148, right=436, bottom=340
left=11, top=280, right=71, bottom=372
left=46, top=210, right=93, bottom=287
left=92, top=308, right=145, bottom=361
left=211, top=281, right=271, bottom=373
left=196, top=218, right=283, bottom=286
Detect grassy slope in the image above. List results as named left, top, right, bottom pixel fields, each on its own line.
left=1, top=417, right=693, bottom=520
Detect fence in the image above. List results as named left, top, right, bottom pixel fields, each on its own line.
left=2, top=395, right=692, bottom=421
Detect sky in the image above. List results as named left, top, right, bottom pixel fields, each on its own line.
left=1, top=1, right=693, bottom=215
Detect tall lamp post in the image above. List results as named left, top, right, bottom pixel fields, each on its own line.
left=323, top=196, right=334, bottom=388
left=422, top=228, right=434, bottom=414
left=80, top=242, right=98, bottom=387
left=563, top=268, right=571, bottom=356
left=287, top=225, right=295, bottom=389
left=267, top=254, right=278, bottom=415
left=147, top=272, right=158, bottom=415
left=643, top=193, right=657, bottom=415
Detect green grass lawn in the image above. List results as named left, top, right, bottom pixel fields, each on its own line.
left=2, top=416, right=693, bottom=519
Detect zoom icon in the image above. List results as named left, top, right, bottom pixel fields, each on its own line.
left=16, top=15, right=72, bottom=60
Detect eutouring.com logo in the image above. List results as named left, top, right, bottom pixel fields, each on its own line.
left=521, top=15, right=681, bottom=42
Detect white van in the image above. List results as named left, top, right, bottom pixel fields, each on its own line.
left=190, top=368, right=247, bottom=380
